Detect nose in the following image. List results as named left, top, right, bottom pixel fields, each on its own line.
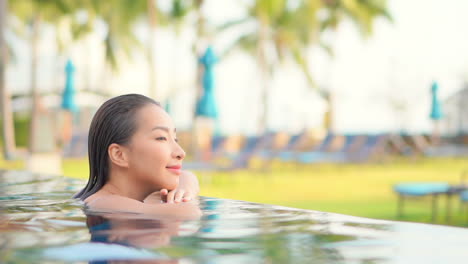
left=173, top=141, right=186, bottom=161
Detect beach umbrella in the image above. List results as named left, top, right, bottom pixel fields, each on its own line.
left=195, top=46, right=218, bottom=119
left=194, top=46, right=219, bottom=160
left=164, top=100, right=171, bottom=114
left=61, top=59, right=78, bottom=112
left=430, top=81, right=443, bottom=121
left=430, top=81, right=443, bottom=143
left=60, top=59, right=78, bottom=146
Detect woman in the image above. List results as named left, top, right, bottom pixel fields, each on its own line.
left=74, top=94, right=201, bottom=219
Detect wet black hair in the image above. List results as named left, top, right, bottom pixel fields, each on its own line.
left=74, top=94, right=161, bottom=200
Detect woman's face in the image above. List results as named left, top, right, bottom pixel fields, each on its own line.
left=125, top=104, right=185, bottom=191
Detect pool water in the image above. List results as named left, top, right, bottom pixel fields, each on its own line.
left=1, top=170, right=468, bottom=263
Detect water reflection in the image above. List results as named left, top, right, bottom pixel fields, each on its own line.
left=2, top=170, right=468, bottom=264
left=87, top=213, right=184, bottom=248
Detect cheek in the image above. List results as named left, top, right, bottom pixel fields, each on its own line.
left=135, top=144, right=169, bottom=169
left=151, top=148, right=171, bottom=166
left=133, top=141, right=158, bottom=156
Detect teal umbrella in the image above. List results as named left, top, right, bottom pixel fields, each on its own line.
left=61, top=59, right=78, bottom=112
left=430, top=81, right=443, bottom=120
left=164, top=99, right=171, bottom=114
left=195, top=46, right=218, bottom=119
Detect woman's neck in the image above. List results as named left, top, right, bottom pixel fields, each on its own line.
left=103, top=170, right=152, bottom=201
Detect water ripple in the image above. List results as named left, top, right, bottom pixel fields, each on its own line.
left=2, top=170, right=468, bottom=263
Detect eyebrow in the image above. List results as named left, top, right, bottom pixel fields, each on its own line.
left=151, top=126, right=176, bottom=133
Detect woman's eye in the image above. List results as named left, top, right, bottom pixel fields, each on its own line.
left=175, top=138, right=179, bottom=143
left=156, top=137, right=167, bottom=141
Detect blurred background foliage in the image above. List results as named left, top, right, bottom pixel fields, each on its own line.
left=1, top=0, right=391, bottom=155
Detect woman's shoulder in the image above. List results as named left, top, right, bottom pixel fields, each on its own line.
left=85, top=192, right=142, bottom=211
left=85, top=193, right=201, bottom=219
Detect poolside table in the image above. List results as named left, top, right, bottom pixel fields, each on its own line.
left=460, top=190, right=468, bottom=214
left=394, top=183, right=467, bottom=223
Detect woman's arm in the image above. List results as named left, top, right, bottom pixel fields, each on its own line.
left=145, top=170, right=200, bottom=204
left=162, top=170, right=199, bottom=203
left=87, top=194, right=202, bottom=220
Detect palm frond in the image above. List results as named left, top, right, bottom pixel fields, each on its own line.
left=292, top=46, right=316, bottom=89
left=217, top=17, right=251, bottom=32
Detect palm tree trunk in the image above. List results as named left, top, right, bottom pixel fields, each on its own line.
left=323, top=91, right=334, bottom=132
left=28, top=14, right=40, bottom=153
left=257, top=21, right=269, bottom=133
left=147, top=0, right=157, bottom=99
left=0, top=0, right=16, bottom=160
left=193, top=0, right=205, bottom=103
left=191, top=0, right=205, bottom=157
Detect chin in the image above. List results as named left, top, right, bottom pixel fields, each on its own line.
left=164, top=177, right=179, bottom=191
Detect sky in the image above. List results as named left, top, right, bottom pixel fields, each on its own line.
left=5, top=0, right=468, bottom=135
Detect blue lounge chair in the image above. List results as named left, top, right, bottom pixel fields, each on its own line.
left=229, top=133, right=277, bottom=169
left=348, top=134, right=390, bottom=162
left=210, top=135, right=228, bottom=158
left=183, top=135, right=228, bottom=170
left=279, top=133, right=335, bottom=162
left=184, top=133, right=275, bottom=171
left=296, top=134, right=359, bottom=163
left=62, top=132, right=88, bottom=158
left=386, top=134, right=414, bottom=156
left=424, top=141, right=468, bottom=157
left=315, top=134, right=370, bottom=163
left=256, top=132, right=299, bottom=159
left=393, top=182, right=451, bottom=222
left=460, top=190, right=468, bottom=202
left=402, top=134, right=431, bottom=154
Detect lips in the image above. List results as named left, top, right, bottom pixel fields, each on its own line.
left=166, top=165, right=182, bottom=175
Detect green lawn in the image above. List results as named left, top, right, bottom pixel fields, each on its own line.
left=2, top=155, right=468, bottom=226
left=197, top=157, right=468, bottom=226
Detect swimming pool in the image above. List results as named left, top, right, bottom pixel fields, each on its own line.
left=1, top=169, right=468, bottom=263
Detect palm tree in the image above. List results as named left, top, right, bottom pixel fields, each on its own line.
left=321, top=0, right=391, bottom=35
left=0, top=0, right=16, bottom=160
left=167, top=0, right=193, bottom=99
left=88, top=0, right=146, bottom=72
left=193, top=0, right=206, bottom=99
left=9, top=0, right=78, bottom=153
left=163, top=0, right=210, bottom=155
left=147, top=0, right=159, bottom=99
left=221, top=0, right=319, bottom=132
left=319, top=0, right=392, bottom=131
left=221, top=0, right=391, bottom=132
left=76, top=0, right=164, bottom=98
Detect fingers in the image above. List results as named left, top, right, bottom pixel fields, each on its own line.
left=166, top=189, right=176, bottom=203
left=160, top=189, right=168, bottom=203
left=174, top=190, right=185, bottom=203
left=162, top=189, right=188, bottom=203
left=182, top=191, right=192, bottom=202
left=163, top=189, right=193, bottom=203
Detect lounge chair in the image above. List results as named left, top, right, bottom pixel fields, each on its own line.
left=349, top=134, right=390, bottom=162
left=460, top=191, right=468, bottom=218
left=256, top=132, right=302, bottom=159
left=209, top=135, right=228, bottom=158
left=62, top=132, right=88, bottom=158
left=228, top=132, right=277, bottom=169
left=402, top=134, right=432, bottom=154
left=279, top=133, right=335, bottom=162
left=296, top=134, right=359, bottom=163
left=393, top=182, right=451, bottom=222
left=184, top=133, right=275, bottom=171
left=386, top=134, right=414, bottom=155
left=319, top=134, right=370, bottom=163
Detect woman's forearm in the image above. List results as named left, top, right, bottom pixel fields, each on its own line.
left=179, top=170, right=200, bottom=195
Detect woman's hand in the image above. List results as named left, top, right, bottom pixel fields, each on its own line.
left=161, top=170, right=200, bottom=203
